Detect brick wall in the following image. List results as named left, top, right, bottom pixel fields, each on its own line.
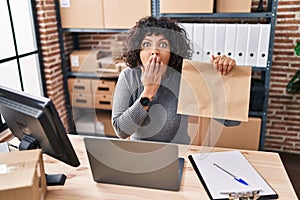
left=35, top=0, right=69, bottom=132
left=35, top=0, right=300, bottom=153
left=264, top=0, right=300, bottom=153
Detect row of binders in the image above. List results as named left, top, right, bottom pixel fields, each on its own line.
left=181, top=23, right=271, bottom=67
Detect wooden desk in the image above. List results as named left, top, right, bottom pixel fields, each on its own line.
left=44, top=135, right=297, bottom=199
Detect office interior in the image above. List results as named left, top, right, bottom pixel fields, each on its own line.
left=0, top=0, right=300, bottom=199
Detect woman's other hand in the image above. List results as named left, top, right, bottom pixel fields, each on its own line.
left=211, top=55, right=236, bottom=76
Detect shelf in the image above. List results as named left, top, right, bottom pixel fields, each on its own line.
left=249, top=111, right=264, bottom=117
left=67, top=71, right=119, bottom=79
left=62, top=28, right=129, bottom=33
left=56, top=0, right=278, bottom=151
left=252, top=67, right=269, bottom=71
left=159, top=12, right=274, bottom=19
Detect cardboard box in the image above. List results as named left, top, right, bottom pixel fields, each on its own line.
left=188, top=116, right=203, bottom=145
left=103, top=0, right=151, bottom=29
left=188, top=117, right=261, bottom=150
left=74, top=111, right=115, bottom=137
left=75, top=114, right=96, bottom=134
left=68, top=78, right=91, bottom=94
left=59, top=0, right=104, bottom=28
left=160, top=0, right=214, bottom=13
left=0, top=149, right=46, bottom=200
left=91, top=79, right=116, bottom=95
left=94, top=94, right=113, bottom=110
left=216, top=0, right=252, bottom=13
left=70, top=92, right=93, bottom=108
left=70, top=50, right=100, bottom=72
left=97, top=57, right=121, bottom=73
left=96, top=111, right=116, bottom=137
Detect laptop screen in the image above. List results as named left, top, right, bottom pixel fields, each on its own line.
left=84, top=137, right=184, bottom=191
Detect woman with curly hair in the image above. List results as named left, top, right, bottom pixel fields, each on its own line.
left=112, top=16, right=238, bottom=144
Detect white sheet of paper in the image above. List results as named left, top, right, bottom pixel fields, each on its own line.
left=0, top=142, right=9, bottom=153
left=190, top=151, right=277, bottom=199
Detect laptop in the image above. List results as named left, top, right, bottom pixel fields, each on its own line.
left=84, top=137, right=184, bottom=191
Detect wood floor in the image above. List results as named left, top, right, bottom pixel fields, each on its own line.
left=279, top=152, right=300, bottom=198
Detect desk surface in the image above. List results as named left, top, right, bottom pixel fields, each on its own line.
left=44, top=135, right=297, bottom=200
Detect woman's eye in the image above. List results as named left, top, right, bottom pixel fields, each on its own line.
left=142, top=42, right=151, bottom=48
left=159, top=42, right=168, bottom=48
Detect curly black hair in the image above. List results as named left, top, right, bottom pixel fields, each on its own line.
left=122, top=16, right=192, bottom=72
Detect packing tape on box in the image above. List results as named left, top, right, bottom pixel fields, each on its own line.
left=0, top=161, right=35, bottom=175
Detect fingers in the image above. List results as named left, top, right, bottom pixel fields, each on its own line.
left=148, top=55, right=164, bottom=75
left=152, top=55, right=161, bottom=74
left=142, top=55, right=164, bottom=84
left=143, top=55, right=158, bottom=74
left=227, top=59, right=236, bottom=73
left=210, top=54, right=216, bottom=63
left=149, top=56, right=156, bottom=74
left=212, top=55, right=236, bottom=76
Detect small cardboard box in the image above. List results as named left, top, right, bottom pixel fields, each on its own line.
left=68, top=78, right=91, bottom=94
left=70, top=50, right=100, bottom=72
left=0, top=149, right=46, bottom=200
left=209, top=117, right=261, bottom=150
left=91, top=79, right=116, bottom=95
left=75, top=114, right=96, bottom=134
left=96, top=111, right=116, bottom=137
left=160, top=0, right=214, bottom=13
left=188, top=117, right=261, bottom=150
left=69, top=92, right=93, bottom=108
left=94, top=94, right=113, bottom=110
left=216, top=0, right=252, bottom=13
left=59, top=0, right=104, bottom=28
left=97, top=57, right=121, bottom=73
left=103, top=0, right=151, bottom=29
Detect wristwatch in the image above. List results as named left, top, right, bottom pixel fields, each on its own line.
left=140, top=97, right=151, bottom=107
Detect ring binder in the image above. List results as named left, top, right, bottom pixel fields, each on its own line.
left=220, top=190, right=260, bottom=200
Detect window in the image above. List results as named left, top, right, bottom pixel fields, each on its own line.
left=0, top=0, right=44, bottom=134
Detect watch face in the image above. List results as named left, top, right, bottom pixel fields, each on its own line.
left=140, top=97, right=150, bottom=106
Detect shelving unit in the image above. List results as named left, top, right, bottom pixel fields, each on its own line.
left=55, top=0, right=278, bottom=150
left=157, top=0, right=278, bottom=150
left=54, top=0, right=156, bottom=135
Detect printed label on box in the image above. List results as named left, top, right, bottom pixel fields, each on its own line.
left=60, top=0, right=71, bottom=8
left=71, top=55, right=80, bottom=67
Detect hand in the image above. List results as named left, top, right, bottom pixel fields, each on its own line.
left=211, top=55, right=236, bottom=76
left=141, top=55, right=167, bottom=99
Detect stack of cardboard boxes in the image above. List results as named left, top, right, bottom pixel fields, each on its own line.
left=160, top=0, right=252, bottom=13
left=59, top=0, right=151, bottom=29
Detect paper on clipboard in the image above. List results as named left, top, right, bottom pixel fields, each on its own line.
left=177, top=59, right=252, bottom=122
left=188, top=151, right=278, bottom=199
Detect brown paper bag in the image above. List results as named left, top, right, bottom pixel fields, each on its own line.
left=177, top=59, right=252, bottom=122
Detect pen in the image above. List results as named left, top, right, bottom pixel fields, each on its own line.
left=213, top=163, right=249, bottom=186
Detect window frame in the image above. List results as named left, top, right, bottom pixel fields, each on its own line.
left=0, top=0, right=46, bottom=134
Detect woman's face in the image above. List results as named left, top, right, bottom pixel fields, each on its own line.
left=140, top=33, right=171, bottom=67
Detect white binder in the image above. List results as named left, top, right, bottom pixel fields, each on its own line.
left=224, top=24, right=237, bottom=59
left=234, top=24, right=249, bottom=66
left=193, top=23, right=204, bottom=62
left=203, top=23, right=215, bottom=63
left=181, top=23, right=194, bottom=42
left=257, top=24, right=271, bottom=67
left=181, top=23, right=194, bottom=60
left=214, top=24, right=225, bottom=57
left=245, top=24, right=260, bottom=67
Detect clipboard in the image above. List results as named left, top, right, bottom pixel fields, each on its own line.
left=188, top=151, right=278, bottom=200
